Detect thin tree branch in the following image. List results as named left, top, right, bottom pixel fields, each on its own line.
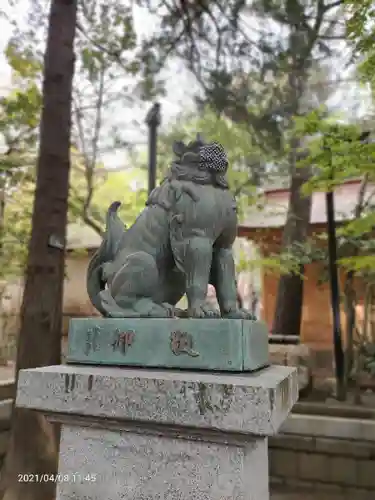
left=83, top=64, right=105, bottom=218
left=325, top=1, right=344, bottom=10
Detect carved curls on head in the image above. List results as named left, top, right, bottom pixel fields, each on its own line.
left=172, top=134, right=207, bottom=164
left=172, top=136, right=228, bottom=174
left=169, top=135, right=229, bottom=189
left=199, top=142, right=228, bottom=173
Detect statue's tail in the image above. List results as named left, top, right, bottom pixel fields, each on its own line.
left=86, top=202, right=125, bottom=315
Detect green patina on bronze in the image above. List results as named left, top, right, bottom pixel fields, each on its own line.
left=66, top=318, right=269, bottom=372
left=86, top=135, right=255, bottom=319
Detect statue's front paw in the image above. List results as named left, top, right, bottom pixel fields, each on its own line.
left=148, top=302, right=175, bottom=318
left=188, top=304, right=221, bottom=318
left=161, top=302, right=176, bottom=317
left=223, top=308, right=256, bottom=320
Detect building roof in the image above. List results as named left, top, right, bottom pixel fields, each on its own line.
left=66, top=180, right=375, bottom=246
left=241, top=179, right=375, bottom=229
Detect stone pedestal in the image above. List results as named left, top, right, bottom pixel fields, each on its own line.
left=67, top=318, right=269, bottom=372
left=16, top=364, right=298, bottom=500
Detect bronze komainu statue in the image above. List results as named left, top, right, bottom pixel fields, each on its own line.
left=87, top=136, right=253, bottom=319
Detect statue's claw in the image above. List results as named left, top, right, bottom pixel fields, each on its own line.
left=161, top=302, right=176, bottom=317
left=148, top=302, right=175, bottom=318
left=188, top=303, right=221, bottom=319
left=223, top=308, right=256, bottom=320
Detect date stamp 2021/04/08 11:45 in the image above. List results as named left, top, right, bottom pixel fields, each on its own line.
left=18, top=473, right=97, bottom=483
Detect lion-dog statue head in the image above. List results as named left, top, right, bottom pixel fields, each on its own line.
left=168, top=134, right=229, bottom=189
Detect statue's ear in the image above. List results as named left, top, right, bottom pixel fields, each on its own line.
left=173, top=140, right=186, bottom=157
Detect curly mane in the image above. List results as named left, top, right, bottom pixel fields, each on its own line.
left=145, top=135, right=230, bottom=210
left=165, top=135, right=229, bottom=189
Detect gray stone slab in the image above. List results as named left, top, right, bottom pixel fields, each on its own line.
left=16, top=364, right=298, bottom=435
left=280, top=413, right=375, bottom=442
left=56, top=424, right=269, bottom=500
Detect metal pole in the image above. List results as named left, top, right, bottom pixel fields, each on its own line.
left=145, top=102, right=161, bottom=195
left=325, top=129, right=371, bottom=400
left=326, top=190, right=345, bottom=399
left=324, top=136, right=345, bottom=400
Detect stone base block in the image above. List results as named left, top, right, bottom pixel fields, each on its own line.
left=269, top=344, right=312, bottom=393
left=16, top=364, right=298, bottom=500
left=67, top=317, right=269, bottom=372
left=55, top=422, right=269, bottom=500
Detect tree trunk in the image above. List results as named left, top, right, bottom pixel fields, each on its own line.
left=272, top=163, right=312, bottom=337
left=0, top=1, right=77, bottom=499
left=343, top=174, right=369, bottom=381
left=271, top=27, right=313, bottom=338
